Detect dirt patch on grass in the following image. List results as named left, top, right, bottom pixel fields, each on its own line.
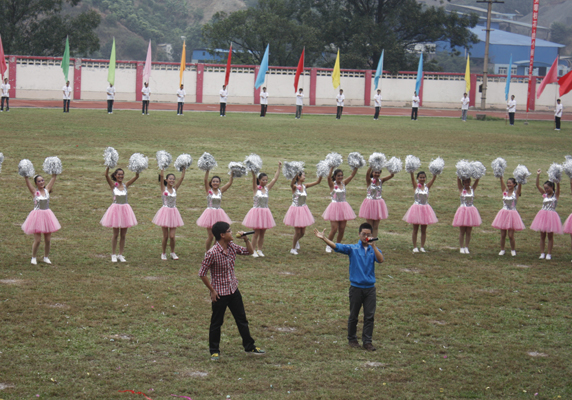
left=430, top=320, right=447, bottom=325
left=273, top=327, right=297, bottom=332
left=0, top=383, right=15, bottom=390
left=48, top=303, right=70, bottom=309
left=109, top=334, right=133, bottom=340
left=476, top=288, right=498, bottom=293
left=278, top=271, right=296, bottom=276
left=401, top=268, right=422, bottom=274
left=142, top=276, right=166, bottom=281
left=363, top=362, right=387, bottom=368
left=0, top=279, right=26, bottom=285
left=516, top=265, right=531, bottom=269
left=527, top=351, right=548, bottom=357
left=95, top=254, right=109, bottom=258
left=182, top=370, right=208, bottom=378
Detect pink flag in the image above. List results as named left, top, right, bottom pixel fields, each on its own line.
left=536, top=57, right=558, bottom=99
left=0, top=35, right=7, bottom=78
left=143, top=40, right=152, bottom=84
left=224, top=45, right=232, bottom=86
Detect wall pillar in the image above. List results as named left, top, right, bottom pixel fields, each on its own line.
left=73, top=58, right=82, bottom=100
left=135, top=62, right=144, bottom=101
left=196, top=63, right=204, bottom=103
left=364, top=70, right=372, bottom=106
left=253, top=65, right=260, bottom=105
left=310, top=68, right=317, bottom=106
left=469, top=73, right=477, bottom=107
left=528, top=77, right=536, bottom=111
left=418, top=72, right=425, bottom=107
left=8, top=56, right=16, bottom=98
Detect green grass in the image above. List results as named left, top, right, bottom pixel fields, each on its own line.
left=0, top=109, right=571, bottom=399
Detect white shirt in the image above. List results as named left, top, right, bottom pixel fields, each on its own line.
left=555, top=103, right=563, bottom=118
left=106, top=86, right=115, bottom=100
left=142, top=87, right=150, bottom=101
left=374, top=94, right=382, bottom=107
left=63, top=85, right=72, bottom=100
left=336, top=93, right=345, bottom=107
left=177, top=89, right=186, bottom=102
left=507, top=99, right=516, bottom=113
left=461, top=96, right=469, bottom=110
left=1, top=83, right=10, bottom=97
left=296, top=92, right=304, bottom=106
left=260, top=91, right=268, bottom=105
left=412, top=96, right=420, bottom=108
left=219, top=89, right=228, bottom=103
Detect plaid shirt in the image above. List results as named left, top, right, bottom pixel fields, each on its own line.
left=198, top=241, right=250, bottom=296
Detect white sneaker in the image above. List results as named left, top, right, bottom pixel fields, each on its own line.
left=161, top=253, right=167, bottom=261
left=546, top=254, right=551, bottom=260
left=257, top=250, right=265, bottom=257
left=539, top=253, right=545, bottom=260
left=464, top=248, right=470, bottom=254
left=252, top=251, right=259, bottom=258
left=290, top=249, right=298, bottom=255
left=118, top=255, right=127, bottom=262
left=170, top=253, right=179, bottom=260
left=498, top=250, right=505, bottom=256
left=511, top=250, right=516, bottom=257
left=460, top=248, right=466, bottom=254
left=111, top=254, right=117, bottom=262
left=420, top=248, right=426, bottom=253
left=31, top=257, right=37, bottom=265
left=326, top=245, right=332, bottom=253
left=412, top=248, right=419, bottom=253
left=295, top=241, right=300, bottom=250
left=43, top=257, right=52, bottom=264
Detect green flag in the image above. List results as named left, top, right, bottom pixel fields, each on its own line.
left=61, top=36, right=70, bottom=82
left=108, top=37, right=116, bottom=85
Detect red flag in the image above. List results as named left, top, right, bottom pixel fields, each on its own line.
left=537, top=57, right=558, bottom=99
left=0, top=35, right=7, bottom=78
left=558, top=70, right=572, bottom=97
left=526, top=0, right=539, bottom=112
left=294, top=48, right=304, bottom=92
left=224, top=45, right=232, bottom=86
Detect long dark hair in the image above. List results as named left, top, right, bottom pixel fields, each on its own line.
left=507, top=177, right=521, bottom=197
left=33, top=175, right=42, bottom=184
left=332, top=169, right=343, bottom=181
left=209, top=175, right=221, bottom=188
left=544, top=180, right=555, bottom=194
left=295, top=171, right=304, bottom=183
left=158, top=173, right=175, bottom=186
left=111, top=168, right=124, bottom=182
left=257, top=173, right=268, bottom=185
left=416, top=171, right=426, bottom=179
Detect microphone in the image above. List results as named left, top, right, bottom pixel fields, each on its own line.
left=367, top=237, right=379, bottom=242
left=235, top=231, right=255, bottom=238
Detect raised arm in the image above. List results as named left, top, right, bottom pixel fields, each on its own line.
left=365, top=167, right=372, bottom=186
left=46, top=174, right=57, bottom=193
left=426, top=173, right=437, bottom=190
left=125, top=173, right=139, bottom=188
left=409, top=172, right=417, bottom=190
left=535, top=169, right=544, bottom=195
left=555, top=182, right=560, bottom=200
left=305, top=175, right=323, bottom=189
left=456, top=176, right=463, bottom=192
left=266, top=161, right=282, bottom=191
left=472, top=178, right=480, bottom=192
left=220, top=173, right=233, bottom=193
left=251, top=170, right=258, bottom=193
left=159, top=170, right=166, bottom=192
left=327, top=166, right=335, bottom=190
left=499, top=177, right=506, bottom=193
left=104, top=167, right=115, bottom=189
left=516, top=182, right=523, bottom=197
left=343, top=167, right=358, bottom=185
left=174, top=168, right=186, bottom=190
left=381, top=173, right=395, bottom=183
left=24, top=176, right=36, bottom=195
left=314, top=228, right=336, bottom=250
left=290, top=176, right=297, bottom=192
left=203, top=170, right=211, bottom=193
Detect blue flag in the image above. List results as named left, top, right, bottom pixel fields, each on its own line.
left=505, top=54, right=512, bottom=101
left=415, top=53, right=423, bottom=94
left=374, top=49, right=384, bottom=90
left=255, top=44, right=269, bottom=89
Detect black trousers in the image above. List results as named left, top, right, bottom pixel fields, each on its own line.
left=1, top=97, right=9, bottom=111
left=336, top=106, right=343, bottom=119
left=509, top=112, right=515, bottom=125
left=411, top=107, right=418, bottom=120
left=295, top=105, right=303, bottom=118
left=209, top=289, right=255, bottom=354
left=142, top=100, right=149, bottom=114
left=555, top=117, right=561, bottom=130
left=177, top=102, right=183, bottom=114
left=374, top=107, right=380, bottom=120
left=220, top=102, right=226, bottom=116
left=107, top=100, right=114, bottom=113
left=348, top=285, right=377, bottom=344
left=260, top=104, right=267, bottom=117
left=63, top=99, right=70, bottom=112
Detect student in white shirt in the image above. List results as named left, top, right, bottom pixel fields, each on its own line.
left=177, top=84, right=185, bottom=115
left=1, top=77, right=10, bottom=112
left=295, top=88, right=304, bottom=119
left=411, top=91, right=420, bottom=120
left=219, top=85, right=228, bottom=117
left=460, top=92, right=469, bottom=122
left=62, top=81, right=72, bottom=113
left=260, top=87, right=268, bottom=117
left=373, top=89, right=382, bottom=120
left=507, top=95, right=516, bottom=126
left=142, top=82, right=151, bottom=115
left=555, top=99, right=562, bottom=131
left=106, top=83, right=115, bottom=114
left=336, top=89, right=345, bottom=119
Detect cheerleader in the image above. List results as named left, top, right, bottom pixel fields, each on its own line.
left=322, top=166, right=358, bottom=252
left=530, top=170, right=562, bottom=260
left=283, top=172, right=322, bottom=255
left=564, top=177, right=572, bottom=251
left=358, top=166, right=394, bottom=237
left=100, top=167, right=139, bottom=262
left=242, top=162, right=281, bottom=257
left=491, top=176, right=524, bottom=256
left=153, top=169, right=186, bottom=260
left=197, top=169, right=234, bottom=252
left=402, top=171, right=438, bottom=253
left=22, top=174, right=61, bottom=264
left=452, top=177, right=482, bottom=254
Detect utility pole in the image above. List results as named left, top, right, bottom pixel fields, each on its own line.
left=477, top=0, right=504, bottom=110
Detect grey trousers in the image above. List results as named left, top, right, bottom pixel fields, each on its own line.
left=295, top=105, right=303, bottom=118
left=348, top=285, right=376, bottom=344
left=461, top=109, right=468, bottom=121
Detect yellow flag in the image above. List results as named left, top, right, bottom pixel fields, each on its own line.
left=332, top=49, right=341, bottom=89
left=465, top=55, right=471, bottom=93
left=179, top=41, right=186, bottom=86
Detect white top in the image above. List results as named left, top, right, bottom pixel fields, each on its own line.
left=412, top=96, right=420, bottom=108
left=555, top=103, right=563, bottom=117
left=507, top=99, right=516, bottom=112
left=1, top=83, right=10, bottom=97
left=62, top=85, right=72, bottom=100
left=461, top=96, right=469, bottom=110
left=336, top=93, right=345, bottom=107
left=106, top=86, right=115, bottom=100
left=296, top=92, right=304, bottom=106
left=260, top=91, right=268, bottom=105
left=219, top=89, right=228, bottom=103
left=177, top=89, right=185, bottom=102
left=374, top=94, right=382, bottom=107
left=142, top=87, right=151, bottom=101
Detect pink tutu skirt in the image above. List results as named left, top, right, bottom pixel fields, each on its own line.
left=322, top=201, right=356, bottom=221
left=452, top=206, right=482, bottom=227
left=402, top=204, right=438, bottom=225
left=283, top=205, right=315, bottom=227
left=491, top=209, right=524, bottom=231
left=564, top=214, right=572, bottom=234
left=152, top=206, right=184, bottom=228
left=100, top=204, right=138, bottom=228
left=358, top=198, right=388, bottom=220
left=22, top=209, right=61, bottom=235
left=242, top=208, right=276, bottom=229
left=196, top=208, right=232, bottom=228
left=530, top=210, right=563, bottom=233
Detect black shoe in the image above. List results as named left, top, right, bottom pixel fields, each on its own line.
left=247, top=347, right=266, bottom=355
left=363, top=343, right=376, bottom=351
left=349, top=340, right=360, bottom=349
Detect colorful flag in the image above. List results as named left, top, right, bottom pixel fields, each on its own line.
left=558, top=70, right=572, bottom=97
left=537, top=57, right=558, bottom=99
left=179, top=41, right=186, bottom=86
left=107, top=37, right=116, bottom=85
left=224, top=44, right=232, bottom=86
left=505, top=54, right=512, bottom=101
left=415, top=53, right=423, bottom=94
left=143, top=40, right=152, bottom=84
left=464, top=55, right=470, bottom=93
left=0, top=35, right=8, bottom=78
left=254, top=44, right=269, bottom=89
left=374, top=50, right=384, bottom=90
left=294, top=48, right=304, bottom=92
left=332, top=49, right=341, bottom=89
left=527, top=0, right=540, bottom=112
left=61, top=36, right=70, bottom=82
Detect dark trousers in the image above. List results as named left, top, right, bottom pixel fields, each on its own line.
left=63, top=99, right=70, bottom=112
left=336, top=106, right=343, bottom=119
left=374, top=107, right=380, bottom=120
left=295, top=105, right=303, bottom=118
left=142, top=100, right=149, bottom=114
left=220, top=102, right=226, bottom=116
left=348, top=285, right=376, bottom=344
left=209, top=289, right=255, bottom=354
left=107, top=100, right=114, bottom=113
left=260, top=104, right=267, bottom=117
left=177, top=102, right=183, bottom=115
left=555, top=117, right=561, bottom=130
left=509, top=112, right=515, bottom=125
left=1, top=97, right=9, bottom=111
left=411, top=107, right=418, bottom=120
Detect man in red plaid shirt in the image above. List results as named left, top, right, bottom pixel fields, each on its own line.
left=199, top=221, right=266, bottom=361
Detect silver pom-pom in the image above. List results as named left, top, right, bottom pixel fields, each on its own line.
left=470, top=161, right=486, bottom=180
left=0, top=152, right=4, bottom=173
left=174, top=154, right=192, bottom=172
left=325, top=152, right=343, bottom=168
left=244, top=153, right=263, bottom=174
left=18, top=159, right=35, bottom=177
left=513, top=164, right=531, bottom=184
left=103, top=147, right=119, bottom=168
left=282, top=161, right=305, bottom=180
left=368, top=153, right=386, bottom=171
left=228, top=162, right=247, bottom=178
left=547, top=163, right=563, bottom=183
left=316, top=160, right=330, bottom=178
left=491, top=157, right=507, bottom=178
left=127, top=153, right=149, bottom=174
left=563, top=159, right=572, bottom=179
left=565, top=155, right=572, bottom=161
left=198, top=152, right=218, bottom=171
left=456, top=160, right=472, bottom=180
left=156, top=150, right=172, bottom=170
left=405, top=155, right=421, bottom=173
left=43, top=156, right=63, bottom=175
left=385, top=157, right=402, bottom=174
left=347, top=152, right=366, bottom=169
left=428, top=157, right=445, bottom=176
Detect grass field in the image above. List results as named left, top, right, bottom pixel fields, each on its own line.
left=0, top=109, right=571, bottom=399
